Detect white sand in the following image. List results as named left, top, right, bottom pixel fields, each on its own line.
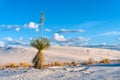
left=0, top=46, right=120, bottom=64
left=0, top=46, right=120, bottom=80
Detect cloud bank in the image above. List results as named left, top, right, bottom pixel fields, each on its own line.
left=54, top=33, right=66, bottom=42
left=54, top=33, right=90, bottom=46
left=0, top=25, right=21, bottom=31
left=57, top=29, right=85, bottom=33
left=4, top=37, right=27, bottom=46
left=100, top=31, right=120, bottom=36
left=0, top=41, right=5, bottom=47
left=23, top=22, right=39, bottom=32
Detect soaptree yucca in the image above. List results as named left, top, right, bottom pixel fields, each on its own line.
left=31, top=37, right=50, bottom=69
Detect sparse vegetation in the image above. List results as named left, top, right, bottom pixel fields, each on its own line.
left=82, top=57, right=97, bottom=65
left=71, top=61, right=79, bottom=66
left=0, top=62, right=32, bottom=69
left=9, top=63, right=19, bottom=68
left=20, top=62, right=30, bottom=68
left=0, top=58, right=112, bottom=69
left=31, top=38, right=50, bottom=69
left=100, top=58, right=110, bottom=64
left=54, top=61, right=66, bottom=66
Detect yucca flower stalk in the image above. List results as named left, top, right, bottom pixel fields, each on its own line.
left=39, top=11, right=45, bottom=38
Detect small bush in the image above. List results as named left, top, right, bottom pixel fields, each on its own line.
left=9, top=63, right=19, bottom=68
left=100, top=58, right=110, bottom=64
left=71, top=61, right=79, bottom=66
left=67, top=62, right=73, bottom=66
left=54, top=61, right=66, bottom=66
left=82, top=58, right=96, bottom=65
left=20, top=62, right=30, bottom=68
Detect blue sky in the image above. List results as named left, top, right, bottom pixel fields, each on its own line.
left=0, top=0, right=120, bottom=46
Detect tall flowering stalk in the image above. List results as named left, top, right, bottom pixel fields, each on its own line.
left=39, top=11, right=45, bottom=38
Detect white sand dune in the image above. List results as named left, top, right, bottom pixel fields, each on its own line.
left=0, top=46, right=120, bottom=80
left=0, top=46, right=120, bottom=64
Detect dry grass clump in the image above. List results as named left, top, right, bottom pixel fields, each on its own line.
left=0, top=62, right=32, bottom=69
left=67, top=61, right=79, bottom=66
left=8, top=63, right=19, bottom=68
left=43, top=63, right=55, bottom=67
left=100, top=58, right=110, bottom=64
left=54, top=61, right=66, bottom=66
left=42, top=62, right=65, bottom=67
left=0, top=61, right=80, bottom=69
left=42, top=61, right=79, bottom=67
left=71, top=61, right=79, bottom=66
left=82, top=57, right=97, bottom=65
left=20, top=62, right=31, bottom=68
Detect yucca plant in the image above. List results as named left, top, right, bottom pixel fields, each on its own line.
left=31, top=37, right=50, bottom=69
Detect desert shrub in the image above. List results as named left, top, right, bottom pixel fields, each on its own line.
left=71, top=61, right=79, bottom=66
left=9, top=63, right=19, bottom=68
left=42, top=63, right=53, bottom=68
left=38, top=61, right=79, bottom=68
left=82, top=57, right=96, bottom=65
left=51, top=62, right=55, bottom=66
left=100, top=58, right=110, bottom=64
left=117, top=59, right=120, bottom=62
left=2, top=64, right=9, bottom=68
left=20, top=62, right=30, bottom=68
left=54, top=61, right=66, bottom=66
left=67, top=62, right=73, bottom=66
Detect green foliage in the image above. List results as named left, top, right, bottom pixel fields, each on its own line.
left=31, top=37, right=50, bottom=50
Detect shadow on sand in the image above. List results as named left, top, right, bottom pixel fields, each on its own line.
left=90, top=63, right=120, bottom=67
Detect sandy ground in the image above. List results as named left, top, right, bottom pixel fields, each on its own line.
left=0, top=46, right=120, bottom=80
left=0, top=46, right=120, bottom=64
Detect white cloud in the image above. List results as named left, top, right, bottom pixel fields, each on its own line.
left=54, top=33, right=90, bottom=46
left=57, top=29, right=85, bottom=33
left=19, top=37, right=23, bottom=41
left=54, top=34, right=90, bottom=46
left=35, top=28, right=39, bottom=32
left=7, top=25, right=12, bottom=29
left=16, top=27, right=20, bottom=31
left=101, top=31, right=120, bottom=36
left=4, top=37, right=26, bottom=46
left=0, top=41, right=5, bottom=47
left=101, top=43, right=107, bottom=45
left=117, top=38, right=120, bottom=41
left=45, top=28, right=51, bottom=32
left=29, top=37, right=33, bottom=40
left=1, top=25, right=5, bottom=27
left=23, top=22, right=39, bottom=32
left=74, top=37, right=90, bottom=42
left=0, top=25, right=21, bottom=31
left=65, top=37, right=90, bottom=43
left=28, top=22, right=39, bottom=29
left=54, top=33, right=66, bottom=41
left=4, top=37, right=13, bottom=41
